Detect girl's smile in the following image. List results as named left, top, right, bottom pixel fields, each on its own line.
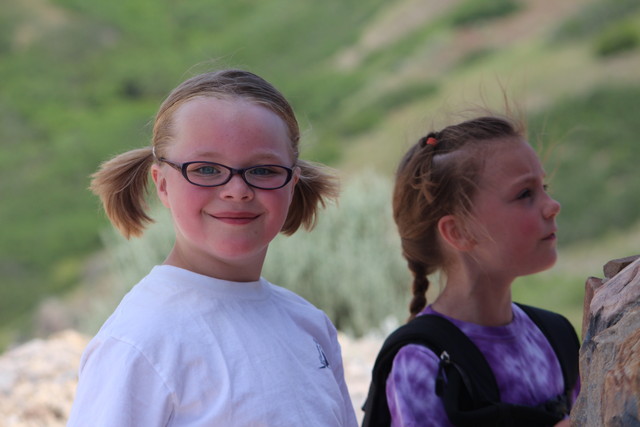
left=211, top=211, right=261, bottom=225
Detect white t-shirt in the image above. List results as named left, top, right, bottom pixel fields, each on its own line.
left=68, top=265, right=357, bottom=426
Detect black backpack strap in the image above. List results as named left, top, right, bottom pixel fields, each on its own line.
left=515, top=303, right=580, bottom=402
left=361, top=315, right=498, bottom=427
left=362, top=307, right=578, bottom=427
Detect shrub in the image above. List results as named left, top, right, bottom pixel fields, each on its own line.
left=263, top=172, right=410, bottom=336
left=552, top=0, right=640, bottom=42
left=594, top=21, right=639, bottom=57
left=83, top=207, right=174, bottom=332
left=448, top=0, right=521, bottom=27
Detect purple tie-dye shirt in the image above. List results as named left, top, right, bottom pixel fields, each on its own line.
left=386, top=303, right=578, bottom=426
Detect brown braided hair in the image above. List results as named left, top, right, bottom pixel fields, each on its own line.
left=392, top=114, right=526, bottom=320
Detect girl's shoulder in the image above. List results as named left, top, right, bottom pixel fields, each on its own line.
left=91, top=267, right=223, bottom=347
left=265, top=279, right=338, bottom=332
left=264, top=279, right=335, bottom=322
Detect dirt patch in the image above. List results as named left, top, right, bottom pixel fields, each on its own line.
left=334, top=0, right=457, bottom=69
left=334, top=0, right=585, bottom=72
left=12, top=0, right=70, bottom=50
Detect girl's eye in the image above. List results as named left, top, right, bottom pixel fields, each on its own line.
left=517, top=184, right=550, bottom=200
left=190, top=164, right=221, bottom=176
left=517, top=189, right=532, bottom=199
left=249, top=167, right=277, bottom=176
left=197, top=167, right=218, bottom=175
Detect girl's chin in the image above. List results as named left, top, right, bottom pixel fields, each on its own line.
left=523, top=254, right=558, bottom=277
left=538, top=255, right=558, bottom=273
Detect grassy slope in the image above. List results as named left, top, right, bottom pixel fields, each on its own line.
left=330, top=0, right=640, bottom=332
left=338, top=0, right=640, bottom=174
left=1, top=0, right=640, bottom=344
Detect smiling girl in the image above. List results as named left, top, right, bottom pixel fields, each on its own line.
left=68, top=69, right=357, bottom=426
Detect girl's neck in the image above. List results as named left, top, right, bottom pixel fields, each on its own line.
left=432, top=276, right=514, bottom=326
left=163, top=246, right=264, bottom=282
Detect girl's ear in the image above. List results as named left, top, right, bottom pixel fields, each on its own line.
left=437, top=214, right=475, bottom=252
left=151, top=164, right=170, bottom=208
left=290, top=166, right=301, bottom=196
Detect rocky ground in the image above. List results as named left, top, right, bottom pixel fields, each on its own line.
left=0, top=331, right=87, bottom=427
left=0, top=330, right=381, bottom=426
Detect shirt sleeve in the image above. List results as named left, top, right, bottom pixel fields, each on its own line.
left=67, top=336, right=174, bottom=427
left=386, top=344, right=452, bottom=427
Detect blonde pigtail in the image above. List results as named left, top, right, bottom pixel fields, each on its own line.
left=281, top=159, right=339, bottom=235
left=90, top=147, right=155, bottom=239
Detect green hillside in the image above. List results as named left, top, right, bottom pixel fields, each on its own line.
left=1, top=0, right=640, bottom=346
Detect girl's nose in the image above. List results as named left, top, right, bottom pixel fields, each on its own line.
left=220, top=174, right=254, bottom=200
left=544, top=195, right=561, bottom=219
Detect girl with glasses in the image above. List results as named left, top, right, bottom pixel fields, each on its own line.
left=68, top=69, right=357, bottom=426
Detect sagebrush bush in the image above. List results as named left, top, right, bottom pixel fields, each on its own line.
left=81, top=207, right=174, bottom=332
left=93, top=172, right=411, bottom=336
left=594, top=21, right=639, bottom=57
left=263, top=171, right=410, bottom=336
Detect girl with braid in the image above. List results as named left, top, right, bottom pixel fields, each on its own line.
left=68, top=69, right=357, bottom=426
left=364, top=113, right=579, bottom=426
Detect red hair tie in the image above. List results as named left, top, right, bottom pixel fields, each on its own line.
left=425, top=136, right=438, bottom=146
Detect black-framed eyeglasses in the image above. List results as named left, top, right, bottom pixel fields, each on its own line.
left=157, top=157, right=294, bottom=190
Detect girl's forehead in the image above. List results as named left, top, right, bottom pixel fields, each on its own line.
left=168, top=97, right=295, bottom=162
left=175, top=96, right=264, bottom=119
left=479, top=141, right=543, bottom=185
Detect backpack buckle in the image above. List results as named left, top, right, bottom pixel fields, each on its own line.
left=435, top=351, right=450, bottom=396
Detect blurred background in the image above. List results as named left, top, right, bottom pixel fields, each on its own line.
left=2, top=0, right=640, bottom=351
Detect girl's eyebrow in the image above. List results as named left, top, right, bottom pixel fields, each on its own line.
left=506, top=173, right=546, bottom=191
left=186, top=150, right=290, bottom=163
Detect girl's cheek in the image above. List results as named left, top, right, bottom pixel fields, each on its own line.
left=519, top=220, right=540, bottom=239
